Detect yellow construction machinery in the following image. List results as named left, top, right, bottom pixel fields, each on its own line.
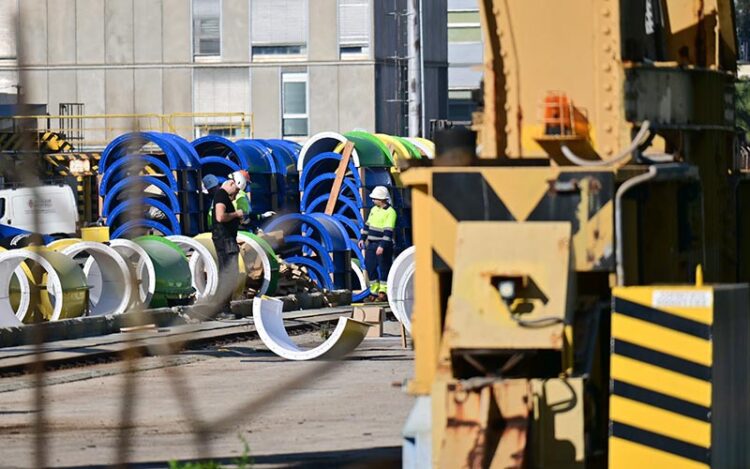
left=402, top=0, right=750, bottom=467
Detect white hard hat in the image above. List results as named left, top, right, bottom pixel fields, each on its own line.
left=229, top=170, right=250, bottom=191
left=369, top=186, right=390, bottom=201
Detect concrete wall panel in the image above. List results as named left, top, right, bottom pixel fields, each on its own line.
left=47, top=0, right=76, bottom=65
left=163, top=68, right=192, bottom=139
left=339, top=65, right=375, bottom=132
left=134, top=69, right=163, bottom=114
left=162, top=0, right=191, bottom=63
left=48, top=70, right=78, bottom=111
left=105, top=0, right=134, bottom=64
left=251, top=67, right=280, bottom=139
left=18, top=0, right=47, bottom=65
left=77, top=69, right=106, bottom=145
left=105, top=69, right=134, bottom=140
left=77, top=69, right=105, bottom=114
left=23, top=70, right=48, bottom=105
left=134, top=0, right=163, bottom=63
left=222, top=0, right=249, bottom=62
left=76, top=0, right=105, bottom=64
left=105, top=69, right=134, bottom=112
left=309, top=65, right=339, bottom=134
left=308, top=0, right=337, bottom=62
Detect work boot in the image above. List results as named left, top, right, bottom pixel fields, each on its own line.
left=364, top=294, right=378, bottom=303
left=377, top=292, right=388, bottom=303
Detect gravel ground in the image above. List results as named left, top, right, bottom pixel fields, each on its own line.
left=0, top=321, right=414, bottom=468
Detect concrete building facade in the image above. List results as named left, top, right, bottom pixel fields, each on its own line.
left=0, top=0, right=447, bottom=145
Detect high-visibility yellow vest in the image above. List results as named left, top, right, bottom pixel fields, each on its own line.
left=362, top=205, right=397, bottom=245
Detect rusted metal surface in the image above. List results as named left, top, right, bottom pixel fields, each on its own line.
left=438, top=379, right=532, bottom=469
left=490, top=381, right=531, bottom=469
left=439, top=384, right=493, bottom=468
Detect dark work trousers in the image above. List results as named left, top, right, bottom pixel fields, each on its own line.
left=365, top=243, right=393, bottom=293
left=212, top=234, right=239, bottom=311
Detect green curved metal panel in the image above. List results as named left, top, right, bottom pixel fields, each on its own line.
left=344, top=131, right=394, bottom=167
left=394, top=136, right=423, bottom=160
left=135, top=235, right=194, bottom=307
left=38, top=249, right=89, bottom=321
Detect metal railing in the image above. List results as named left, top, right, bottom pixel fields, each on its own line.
left=1, top=112, right=254, bottom=150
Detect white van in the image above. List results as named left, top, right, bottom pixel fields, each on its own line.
left=0, top=185, right=78, bottom=235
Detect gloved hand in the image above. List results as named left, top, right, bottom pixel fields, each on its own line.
left=357, top=239, right=364, bottom=250
left=262, top=211, right=276, bottom=219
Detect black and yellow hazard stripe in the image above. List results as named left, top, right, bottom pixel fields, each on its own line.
left=0, top=131, right=27, bottom=151
left=609, top=288, right=713, bottom=469
left=428, top=168, right=615, bottom=273
left=40, top=152, right=101, bottom=223
left=40, top=131, right=74, bottom=152
left=400, top=166, right=617, bottom=394
left=0, top=130, right=74, bottom=153
left=44, top=152, right=101, bottom=177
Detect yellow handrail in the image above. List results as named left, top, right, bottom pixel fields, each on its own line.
left=3, top=112, right=254, bottom=148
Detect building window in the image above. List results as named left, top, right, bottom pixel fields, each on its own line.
left=448, top=89, right=476, bottom=122
left=338, top=0, right=370, bottom=59
left=193, top=0, right=221, bottom=59
left=281, top=72, right=308, bottom=137
left=252, top=0, right=308, bottom=60
left=447, top=10, right=481, bottom=42
left=193, top=68, right=251, bottom=138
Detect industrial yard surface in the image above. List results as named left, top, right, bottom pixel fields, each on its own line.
left=0, top=322, right=413, bottom=468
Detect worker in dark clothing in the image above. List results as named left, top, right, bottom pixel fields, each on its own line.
left=358, top=185, right=397, bottom=302
left=211, top=171, right=246, bottom=312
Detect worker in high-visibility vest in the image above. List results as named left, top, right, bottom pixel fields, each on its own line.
left=230, top=170, right=275, bottom=230
left=358, top=185, right=397, bottom=302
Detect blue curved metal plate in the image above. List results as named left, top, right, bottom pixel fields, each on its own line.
left=107, top=198, right=181, bottom=234
left=100, top=155, right=178, bottom=195
left=200, top=156, right=242, bottom=177
left=303, top=194, right=365, bottom=227
left=285, top=255, right=331, bottom=289
left=333, top=214, right=362, bottom=241
left=101, top=132, right=199, bottom=172
left=284, top=235, right=335, bottom=272
left=235, top=140, right=278, bottom=174
left=299, top=152, right=362, bottom=189
left=265, top=213, right=337, bottom=251
left=258, top=139, right=298, bottom=176
left=300, top=175, right=364, bottom=210
left=102, top=176, right=182, bottom=216
left=111, top=218, right=177, bottom=239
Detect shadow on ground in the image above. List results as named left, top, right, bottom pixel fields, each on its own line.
left=56, top=445, right=401, bottom=468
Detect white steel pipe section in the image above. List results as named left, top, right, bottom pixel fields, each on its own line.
left=237, top=232, right=275, bottom=296
left=61, top=242, right=133, bottom=316
left=387, top=247, right=415, bottom=333
left=167, top=235, right=219, bottom=299
left=105, top=239, right=157, bottom=308
left=253, top=297, right=370, bottom=361
left=0, top=249, right=88, bottom=324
